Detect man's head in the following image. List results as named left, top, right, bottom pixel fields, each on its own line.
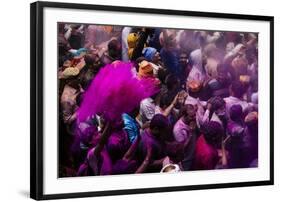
left=181, top=104, right=197, bottom=125
left=179, top=52, right=188, bottom=67
left=231, top=56, right=248, bottom=76
left=216, top=63, right=228, bottom=84
left=208, top=96, right=226, bottom=115
left=142, top=47, right=161, bottom=63
left=134, top=57, right=146, bottom=72
left=108, top=39, right=121, bottom=60
left=203, top=121, right=224, bottom=148
left=230, top=81, right=246, bottom=98
left=84, top=54, right=95, bottom=67
left=138, top=60, right=154, bottom=79
left=165, top=74, right=180, bottom=91
left=127, top=33, right=138, bottom=48
left=159, top=29, right=177, bottom=49
left=149, top=114, right=169, bottom=139
left=245, top=111, right=258, bottom=129
left=229, top=104, right=243, bottom=122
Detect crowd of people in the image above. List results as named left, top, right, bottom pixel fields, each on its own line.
left=58, top=23, right=259, bottom=177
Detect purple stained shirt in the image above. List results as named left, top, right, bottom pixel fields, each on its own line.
left=87, top=147, right=113, bottom=175
left=106, top=130, right=130, bottom=162
left=138, top=129, right=165, bottom=161
left=173, top=118, right=190, bottom=143
left=224, top=96, right=253, bottom=113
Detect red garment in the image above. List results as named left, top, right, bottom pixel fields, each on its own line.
left=192, top=135, right=219, bottom=170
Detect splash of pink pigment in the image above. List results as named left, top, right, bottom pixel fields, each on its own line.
left=77, top=62, right=158, bottom=122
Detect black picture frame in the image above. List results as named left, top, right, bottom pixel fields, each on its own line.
left=30, top=1, right=274, bottom=200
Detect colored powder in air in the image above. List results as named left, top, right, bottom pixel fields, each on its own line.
left=77, top=62, right=158, bottom=122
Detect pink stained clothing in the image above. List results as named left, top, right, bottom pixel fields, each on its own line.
left=196, top=107, right=223, bottom=128
left=192, top=135, right=219, bottom=170
left=224, top=96, right=254, bottom=113
left=173, top=118, right=190, bottom=143
left=184, top=95, right=207, bottom=107
left=138, top=129, right=165, bottom=161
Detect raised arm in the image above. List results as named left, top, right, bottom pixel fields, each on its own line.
left=221, top=135, right=231, bottom=168
left=123, top=135, right=141, bottom=161
left=135, top=145, right=152, bottom=173
left=162, top=93, right=178, bottom=117
left=94, top=122, right=111, bottom=156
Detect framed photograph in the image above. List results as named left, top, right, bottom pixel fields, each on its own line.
left=30, top=1, right=274, bottom=200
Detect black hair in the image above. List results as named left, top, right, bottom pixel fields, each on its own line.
left=203, top=121, right=224, bottom=148
left=157, top=68, right=168, bottom=84
left=208, top=96, right=225, bottom=111
left=231, top=81, right=246, bottom=98
left=108, top=39, right=121, bottom=60
left=150, top=114, right=169, bottom=130
left=181, top=104, right=196, bottom=118
left=67, top=79, right=80, bottom=90
left=165, top=74, right=180, bottom=91
left=135, top=57, right=146, bottom=72
left=229, top=104, right=243, bottom=121
left=84, top=54, right=95, bottom=66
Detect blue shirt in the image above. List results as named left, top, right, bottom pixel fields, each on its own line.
left=122, top=113, right=140, bottom=143
left=160, top=48, right=181, bottom=77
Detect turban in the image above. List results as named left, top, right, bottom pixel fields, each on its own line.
left=127, top=33, right=138, bottom=48
left=245, top=111, right=258, bottom=125
left=62, top=67, right=80, bottom=78
left=142, top=47, right=157, bottom=61
left=138, top=60, right=154, bottom=78
left=188, top=80, right=202, bottom=93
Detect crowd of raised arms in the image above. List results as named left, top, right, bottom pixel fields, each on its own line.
left=58, top=24, right=258, bottom=177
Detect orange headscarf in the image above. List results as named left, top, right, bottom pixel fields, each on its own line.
left=138, top=61, right=154, bottom=79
